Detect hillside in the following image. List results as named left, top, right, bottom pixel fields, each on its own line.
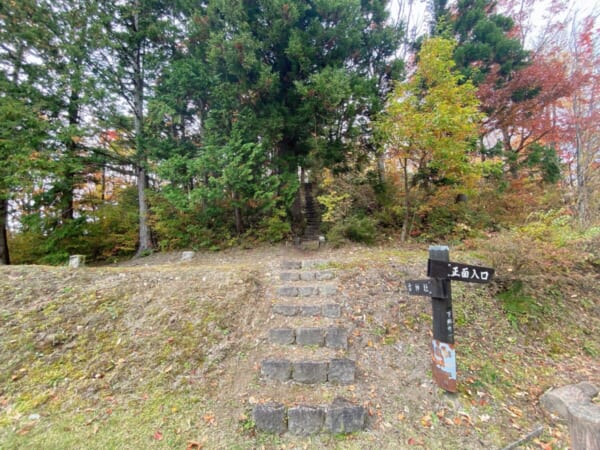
left=0, top=240, right=598, bottom=449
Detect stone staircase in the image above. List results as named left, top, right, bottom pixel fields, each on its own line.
left=302, top=183, right=321, bottom=242
left=251, top=258, right=366, bottom=436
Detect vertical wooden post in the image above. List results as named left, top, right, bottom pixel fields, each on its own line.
left=429, top=245, right=456, bottom=392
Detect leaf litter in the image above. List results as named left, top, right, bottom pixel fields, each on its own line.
left=0, top=242, right=597, bottom=449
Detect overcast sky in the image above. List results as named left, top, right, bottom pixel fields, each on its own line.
left=390, top=0, right=599, bottom=51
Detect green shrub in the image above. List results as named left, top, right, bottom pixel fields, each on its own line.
left=496, top=280, right=543, bottom=330
left=326, top=216, right=378, bottom=246
left=9, top=188, right=138, bottom=265
left=257, top=208, right=291, bottom=243
left=317, top=191, right=352, bottom=224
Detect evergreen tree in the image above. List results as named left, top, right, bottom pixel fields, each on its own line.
left=433, top=0, right=530, bottom=85
left=94, top=0, right=182, bottom=255
left=0, top=0, right=54, bottom=264
left=39, top=0, right=101, bottom=225
left=153, top=0, right=403, bottom=240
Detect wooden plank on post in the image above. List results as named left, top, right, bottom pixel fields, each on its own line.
left=428, top=259, right=494, bottom=283
left=406, top=279, right=448, bottom=299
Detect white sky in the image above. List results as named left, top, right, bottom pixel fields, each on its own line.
left=390, top=0, right=599, bottom=51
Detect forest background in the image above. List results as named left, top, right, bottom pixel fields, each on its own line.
left=1, top=0, right=598, bottom=265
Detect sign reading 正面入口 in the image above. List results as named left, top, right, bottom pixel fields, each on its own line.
left=427, top=259, right=494, bottom=283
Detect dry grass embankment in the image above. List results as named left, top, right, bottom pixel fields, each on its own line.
left=0, top=234, right=598, bottom=449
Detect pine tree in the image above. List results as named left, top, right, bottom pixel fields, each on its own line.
left=153, top=0, right=404, bottom=239
left=0, top=0, right=54, bottom=264
left=94, top=0, right=182, bottom=255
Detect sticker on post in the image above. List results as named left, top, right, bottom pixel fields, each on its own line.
left=431, top=339, right=457, bottom=393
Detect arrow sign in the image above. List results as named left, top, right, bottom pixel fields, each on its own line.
left=406, top=279, right=448, bottom=299
left=428, top=259, right=494, bottom=283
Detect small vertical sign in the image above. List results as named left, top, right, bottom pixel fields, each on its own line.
left=406, top=247, right=494, bottom=392
left=429, top=245, right=456, bottom=393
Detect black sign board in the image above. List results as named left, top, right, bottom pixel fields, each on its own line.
left=406, top=279, right=448, bottom=299
left=404, top=246, right=495, bottom=393
left=427, top=259, right=494, bottom=283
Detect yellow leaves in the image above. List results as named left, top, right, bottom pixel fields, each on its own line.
left=202, top=412, right=216, bottom=426
left=28, top=151, right=41, bottom=161
left=376, top=36, right=484, bottom=193
left=504, top=405, right=523, bottom=418
left=420, top=414, right=432, bottom=428
left=419, top=409, right=474, bottom=430
left=316, top=191, right=352, bottom=223
left=11, top=368, right=27, bottom=381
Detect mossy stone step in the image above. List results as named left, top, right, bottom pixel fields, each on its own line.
left=260, top=358, right=355, bottom=384
left=272, top=303, right=341, bottom=318
left=279, top=270, right=335, bottom=282
left=268, top=326, right=348, bottom=349
left=280, top=260, right=330, bottom=270
left=253, top=397, right=366, bottom=435
left=276, top=285, right=337, bottom=297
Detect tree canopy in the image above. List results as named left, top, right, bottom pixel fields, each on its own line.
left=0, top=0, right=596, bottom=263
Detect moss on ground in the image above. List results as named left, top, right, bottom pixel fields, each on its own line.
left=0, top=239, right=598, bottom=449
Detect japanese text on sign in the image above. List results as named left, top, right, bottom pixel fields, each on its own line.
left=449, top=265, right=490, bottom=281
left=427, top=259, right=494, bottom=284
left=406, top=280, right=432, bottom=295
left=406, top=279, right=448, bottom=298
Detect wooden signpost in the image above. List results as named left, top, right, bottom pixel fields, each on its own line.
left=406, top=245, right=494, bottom=393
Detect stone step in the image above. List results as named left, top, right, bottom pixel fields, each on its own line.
left=297, top=239, right=321, bottom=251
left=276, top=284, right=337, bottom=297
left=260, top=358, right=356, bottom=384
left=280, top=260, right=331, bottom=270
left=272, top=303, right=341, bottom=318
left=268, top=326, right=348, bottom=349
left=281, top=261, right=302, bottom=270
left=253, top=397, right=366, bottom=435
left=279, top=270, right=335, bottom=282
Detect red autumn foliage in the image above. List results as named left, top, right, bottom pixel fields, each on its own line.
left=478, top=52, right=573, bottom=174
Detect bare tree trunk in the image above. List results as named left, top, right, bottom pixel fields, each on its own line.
left=101, top=164, right=106, bottom=202
left=503, top=128, right=520, bottom=179
left=575, top=141, right=588, bottom=226
left=0, top=199, right=10, bottom=265
left=61, top=84, right=82, bottom=223
left=136, top=166, right=153, bottom=254
left=377, top=152, right=386, bottom=184
left=573, top=93, right=590, bottom=226
left=133, top=5, right=153, bottom=256
left=233, top=192, right=243, bottom=235
left=401, top=158, right=409, bottom=242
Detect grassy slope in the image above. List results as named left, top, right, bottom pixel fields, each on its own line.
left=0, top=236, right=598, bottom=449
